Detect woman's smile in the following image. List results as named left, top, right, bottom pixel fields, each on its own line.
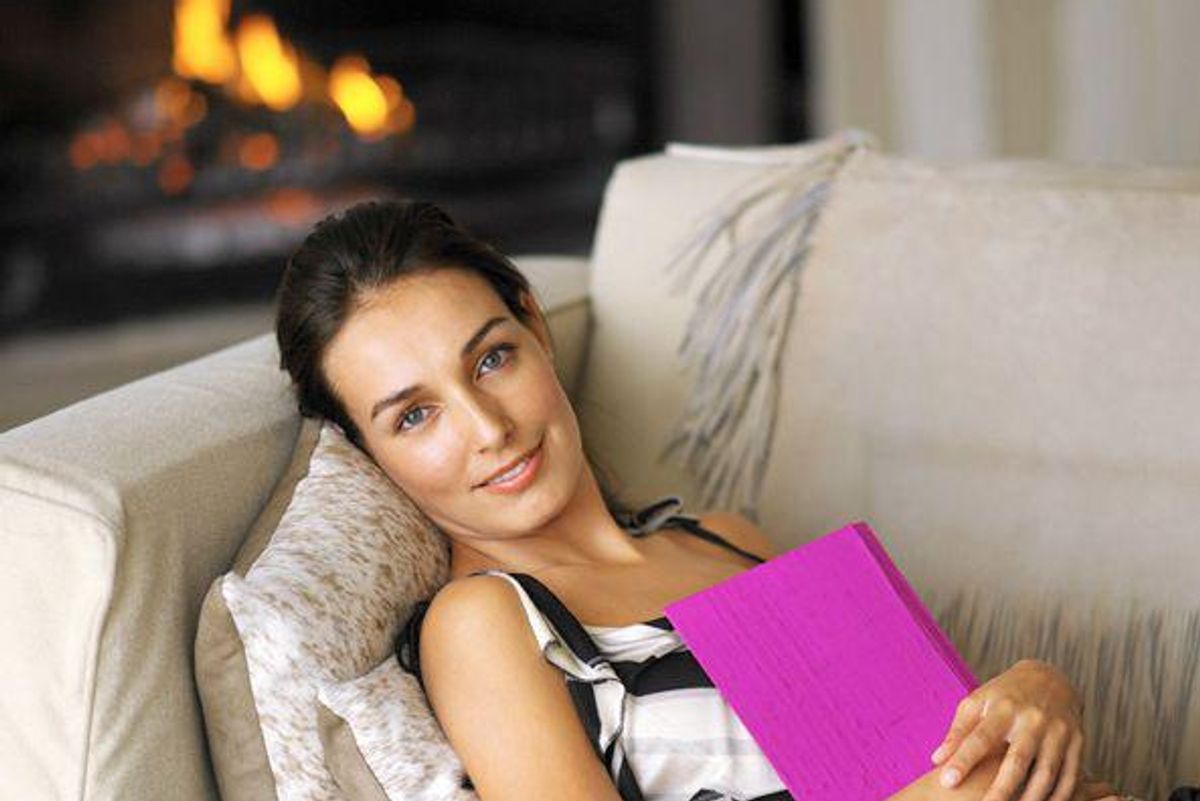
left=476, top=435, right=544, bottom=493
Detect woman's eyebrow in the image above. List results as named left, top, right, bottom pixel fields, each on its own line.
left=369, top=315, right=511, bottom=423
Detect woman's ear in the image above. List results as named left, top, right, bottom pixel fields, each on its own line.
left=518, top=289, right=555, bottom=361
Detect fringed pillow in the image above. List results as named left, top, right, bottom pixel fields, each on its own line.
left=195, top=420, right=452, bottom=801
left=316, top=656, right=478, bottom=801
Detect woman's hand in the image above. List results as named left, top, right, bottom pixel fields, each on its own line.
left=930, top=659, right=1086, bottom=801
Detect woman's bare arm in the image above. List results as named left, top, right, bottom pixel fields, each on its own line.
left=420, top=575, right=625, bottom=801
left=886, top=753, right=1120, bottom=801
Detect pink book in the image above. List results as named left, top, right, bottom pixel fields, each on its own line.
left=663, top=520, right=979, bottom=801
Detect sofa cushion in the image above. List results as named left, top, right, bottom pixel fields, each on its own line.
left=195, top=421, right=450, bottom=801
left=315, top=656, right=476, bottom=801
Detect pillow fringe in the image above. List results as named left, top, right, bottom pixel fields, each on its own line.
left=656, top=129, right=877, bottom=519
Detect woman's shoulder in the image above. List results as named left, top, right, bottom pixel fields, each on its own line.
left=409, top=572, right=542, bottom=668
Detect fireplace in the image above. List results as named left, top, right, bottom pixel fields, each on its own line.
left=0, top=1, right=808, bottom=339
left=0, top=0, right=652, bottom=336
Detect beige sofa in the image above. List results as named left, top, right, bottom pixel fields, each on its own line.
left=2, top=137, right=1197, bottom=801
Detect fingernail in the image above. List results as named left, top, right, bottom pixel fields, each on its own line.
left=940, top=768, right=960, bottom=788
left=931, top=745, right=947, bottom=762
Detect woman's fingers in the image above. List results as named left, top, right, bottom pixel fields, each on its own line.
left=976, top=740, right=1038, bottom=801
left=1045, top=731, right=1084, bottom=801
left=1011, top=720, right=1071, bottom=801
left=940, top=699, right=1016, bottom=788
left=933, top=695, right=986, bottom=765
left=974, top=708, right=1054, bottom=801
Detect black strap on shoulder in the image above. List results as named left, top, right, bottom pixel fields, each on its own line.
left=397, top=505, right=768, bottom=690
left=503, top=572, right=607, bottom=667
left=395, top=569, right=610, bottom=690
left=619, top=495, right=769, bottom=566
left=663, top=514, right=769, bottom=565
left=616, top=494, right=685, bottom=535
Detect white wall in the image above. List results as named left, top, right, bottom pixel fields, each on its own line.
left=809, top=0, right=1200, bottom=166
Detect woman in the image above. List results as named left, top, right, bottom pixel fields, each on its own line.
left=274, top=199, right=1127, bottom=801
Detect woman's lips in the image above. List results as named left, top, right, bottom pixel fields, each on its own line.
left=477, top=439, right=543, bottom=493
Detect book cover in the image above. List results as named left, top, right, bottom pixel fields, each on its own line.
left=663, top=520, right=979, bottom=801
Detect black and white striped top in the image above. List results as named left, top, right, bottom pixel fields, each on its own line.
left=397, top=496, right=794, bottom=801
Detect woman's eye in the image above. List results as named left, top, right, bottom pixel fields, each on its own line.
left=396, top=406, right=428, bottom=433
left=477, top=343, right=516, bottom=376
left=395, top=345, right=515, bottom=434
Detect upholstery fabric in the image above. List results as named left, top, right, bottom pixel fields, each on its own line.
left=0, top=334, right=303, bottom=801
left=195, top=416, right=321, bottom=801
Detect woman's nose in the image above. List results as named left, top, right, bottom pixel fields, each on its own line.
left=463, top=391, right=514, bottom=451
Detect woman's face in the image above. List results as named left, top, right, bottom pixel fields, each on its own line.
left=320, top=267, right=587, bottom=542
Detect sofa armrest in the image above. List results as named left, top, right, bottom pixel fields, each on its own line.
left=0, top=334, right=300, bottom=801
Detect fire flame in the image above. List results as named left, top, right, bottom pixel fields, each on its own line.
left=234, top=15, right=302, bottom=112
left=68, top=0, right=414, bottom=180
left=172, top=0, right=237, bottom=84
left=329, top=57, right=387, bottom=134
left=170, top=0, right=410, bottom=136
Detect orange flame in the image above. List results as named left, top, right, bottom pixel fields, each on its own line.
left=329, top=55, right=414, bottom=138
left=234, top=15, right=303, bottom=111
left=172, top=0, right=237, bottom=84
left=132, top=0, right=418, bottom=179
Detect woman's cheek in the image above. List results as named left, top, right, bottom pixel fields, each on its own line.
left=416, top=434, right=466, bottom=494
left=533, top=363, right=572, bottom=417
left=377, top=434, right=463, bottom=500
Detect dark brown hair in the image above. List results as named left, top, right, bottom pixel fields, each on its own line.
left=273, top=198, right=634, bottom=521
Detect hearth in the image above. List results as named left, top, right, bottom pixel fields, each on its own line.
left=0, top=1, right=646, bottom=336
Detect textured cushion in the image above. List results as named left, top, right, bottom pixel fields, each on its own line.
left=316, top=657, right=477, bottom=801
left=195, top=420, right=450, bottom=801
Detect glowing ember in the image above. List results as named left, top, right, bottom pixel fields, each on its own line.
left=155, top=77, right=207, bottom=129
left=234, top=15, right=303, bottom=112
left=68, top=134, right=99, bottom=170
left=265, top=187, right=321, bottom=225
left=172, top=0, right=237, bottom=84
left=157, top=153, right=196, bottom=194
left=237, top=132, right=280, bottom=171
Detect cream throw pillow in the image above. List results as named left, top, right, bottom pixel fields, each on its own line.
left=195, top=419, right=452, bottom=801
left=316, top=656, right=478, bottom=801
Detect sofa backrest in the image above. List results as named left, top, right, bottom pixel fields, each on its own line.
left=576, top=140, right=1200, bottom=797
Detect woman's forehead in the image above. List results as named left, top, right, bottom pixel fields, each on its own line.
left=324, top=270, right=512, bottom=405
left=362, top=268, right=500, bottom=312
